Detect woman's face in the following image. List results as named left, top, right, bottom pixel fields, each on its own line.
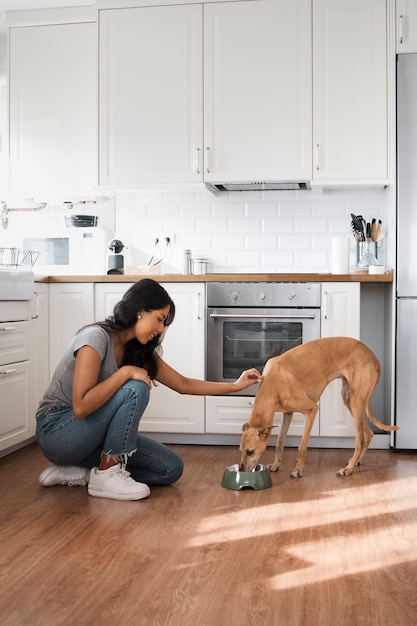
left=135, top=305, right=171, bottom=344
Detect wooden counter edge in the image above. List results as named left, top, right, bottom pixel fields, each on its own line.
left=35, top=270, right=394, bottom=284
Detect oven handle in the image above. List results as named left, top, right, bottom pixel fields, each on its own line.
left=209, top=313, right=317, bottom=320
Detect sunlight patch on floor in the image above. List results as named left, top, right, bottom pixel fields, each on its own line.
left=268, top=522, right=417, bottom=590
left=187, top=475, right=417, bottom=548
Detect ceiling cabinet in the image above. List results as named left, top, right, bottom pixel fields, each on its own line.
left=8, top=0, right=390, bottom=193
left=98, top=0, right=311, bottom=187
left=203, top=0, right=311, bottom=185
left=9, top=22, right=96, bottom=197
left=312, top=0, right=388, bottom=183
left=99, top=4, right=203, bottom=185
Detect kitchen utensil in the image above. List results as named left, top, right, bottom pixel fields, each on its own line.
left=350, top=214, right=365, bottom=241
left=221, top=463, right=272, bottom=490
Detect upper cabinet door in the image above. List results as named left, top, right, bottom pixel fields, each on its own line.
left=397, top=0, right=417, bottom=52
left=204, top=0, right=312, bottom=184
left=99, top=5, right=203, bottom=185
left=9, top=23, right=96, bottom=196
left=313, top=0, right=388, bottom=183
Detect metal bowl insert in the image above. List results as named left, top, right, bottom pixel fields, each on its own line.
left=221, top=463, right=272, bottom=491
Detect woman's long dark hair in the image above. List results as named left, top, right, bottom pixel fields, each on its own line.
left=98, top=279, right=175, bottom=379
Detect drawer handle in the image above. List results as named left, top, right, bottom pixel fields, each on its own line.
left=0, top=368, right=17, bottom=376
left=0, top=326, right=16, bottom=332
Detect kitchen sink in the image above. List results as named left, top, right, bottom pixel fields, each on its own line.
left=0, top=270, right=35, bottom=300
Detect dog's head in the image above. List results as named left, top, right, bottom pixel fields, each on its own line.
left=239, top=422, right=274, bottom=471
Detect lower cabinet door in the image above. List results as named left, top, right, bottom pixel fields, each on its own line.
left=0, top=361, right=31, bottom=452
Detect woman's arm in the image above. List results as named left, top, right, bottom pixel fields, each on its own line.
left=72, top=345, right=152, bottom=419
left=155, top=358, right=262, bottom=396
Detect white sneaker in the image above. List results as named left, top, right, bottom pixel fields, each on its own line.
left=39, top=465, right=90, bottom=487
left=88, top=464, right=150, bottom=501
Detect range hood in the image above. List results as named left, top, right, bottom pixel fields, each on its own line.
left=205, top=181, right=311, bottom=193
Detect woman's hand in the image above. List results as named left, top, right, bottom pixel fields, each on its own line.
left=121, top=365, right=152, bottom=390
left=233, top=368, right=263, bottom=391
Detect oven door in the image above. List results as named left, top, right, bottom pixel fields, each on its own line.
left=206, top=306, right=321, bottom=396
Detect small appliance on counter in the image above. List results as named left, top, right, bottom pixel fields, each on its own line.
left=107, top=239, right=126, bottom=275
left=64, top=214, right=108, bottom=275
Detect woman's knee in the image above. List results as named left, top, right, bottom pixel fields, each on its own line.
left=123, top=379, right=150, bottom=408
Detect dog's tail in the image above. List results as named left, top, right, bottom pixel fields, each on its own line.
left=367, top=403, right=399, bottom=431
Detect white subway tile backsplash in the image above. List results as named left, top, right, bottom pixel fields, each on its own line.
left=3, top=186, right=392, bottom=275
left=112, top=187, right=393, bottom=273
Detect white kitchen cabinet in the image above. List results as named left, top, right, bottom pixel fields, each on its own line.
left=49, top=283, right=94, bottom=378
left=30, top=284, right=49, bottom=432
left=99, top=4, right=203, bottom=185
left=95, top=282, right=205, bottom=433
left=0, top=301, right=31, bottom=454
left=9, top=21, right=96, bottom=196
left=312, top=0, right=388, bottom=183
left=203, top=0, right=312, bottom=185
left=320, top=282, right=360, bottom=437
left=397, top=0, right=417, bottom=52
left=99, top=0, right=311, bottom=187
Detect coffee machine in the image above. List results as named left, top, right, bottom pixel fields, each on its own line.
left=107, top=239, right=126, bottom=275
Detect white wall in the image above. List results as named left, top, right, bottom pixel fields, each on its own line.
left=114, top=185, right=393, bottom=274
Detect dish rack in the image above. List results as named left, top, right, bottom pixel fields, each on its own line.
left=0, top=247, right=40, bottom=269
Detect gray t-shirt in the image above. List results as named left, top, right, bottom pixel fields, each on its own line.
left=36, top=325, right=118, bottom=418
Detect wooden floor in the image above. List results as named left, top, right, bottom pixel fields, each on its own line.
left=1, top=443, right=417, bottom=626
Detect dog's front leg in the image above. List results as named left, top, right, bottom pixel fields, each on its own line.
left=269, top=412, right=293, bottom=471
left=291, top=406, right=318, bottom=478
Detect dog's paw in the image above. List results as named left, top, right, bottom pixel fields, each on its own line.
left=336, top=466, right=353, bottom=476
left=267, top=463, right=280, bottom=472
left=290, top=469, right=303, bottom=478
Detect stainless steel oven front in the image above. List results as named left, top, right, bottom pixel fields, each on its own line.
left=206, top=282, right=321, bottom=396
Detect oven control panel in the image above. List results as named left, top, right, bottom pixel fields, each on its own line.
left=206, top=282, right=321, bottom=308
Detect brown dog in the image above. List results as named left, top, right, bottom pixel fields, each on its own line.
left=239, top=337, right=399, bottom=477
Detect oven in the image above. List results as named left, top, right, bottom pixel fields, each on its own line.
left=206, top=282, right=321, bottom=396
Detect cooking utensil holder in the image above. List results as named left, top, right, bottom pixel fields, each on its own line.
left=356, top=242, right=377, bottom=266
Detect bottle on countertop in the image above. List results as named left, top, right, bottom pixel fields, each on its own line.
left=183, top=249, right=192, bottom=275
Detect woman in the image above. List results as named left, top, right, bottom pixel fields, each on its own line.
left=36, top=278, right=262, bottom=501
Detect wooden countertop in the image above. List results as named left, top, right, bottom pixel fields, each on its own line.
left=35, top=270, right=393, bottom=283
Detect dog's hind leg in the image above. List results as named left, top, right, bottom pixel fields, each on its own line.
left=269, top=412, right=293, bottom=472
left=337, top=381, right=377, bottom=476
left=337, top=391, right=374, bottom=476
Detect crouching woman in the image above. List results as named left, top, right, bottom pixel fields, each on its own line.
left=36, top=279, right=262, bottom=501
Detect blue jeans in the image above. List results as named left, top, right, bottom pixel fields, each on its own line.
left=36, top=380, right=183, bottom=485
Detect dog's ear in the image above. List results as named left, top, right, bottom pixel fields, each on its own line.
left=258, top=427, right=273, bottom=440
left=242, top=422, right=250, bottom=432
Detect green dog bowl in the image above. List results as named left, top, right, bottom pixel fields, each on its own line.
left=221, top=463, right=272, bottom=491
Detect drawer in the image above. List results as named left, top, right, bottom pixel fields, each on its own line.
left=0, top=321, right=30, bottom=365
left=0, top=300, right=30, bottom=322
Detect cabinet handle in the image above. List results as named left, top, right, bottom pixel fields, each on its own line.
left=0, top=326, right=16, bottom=332
left=315, top=144, right=320, bottom=171
left=399, top=14, right=405, bottom=44
left=196, top=291, right=203, bottom=320
left=0, top=368, right=17, bottom=376
left=31, top=291, right=39, bottom=320
left=196, top=147, right=201, bottom=174
left=323, top=290, right=329, bottom=320
left=205, top=147, right=211, bottom=174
